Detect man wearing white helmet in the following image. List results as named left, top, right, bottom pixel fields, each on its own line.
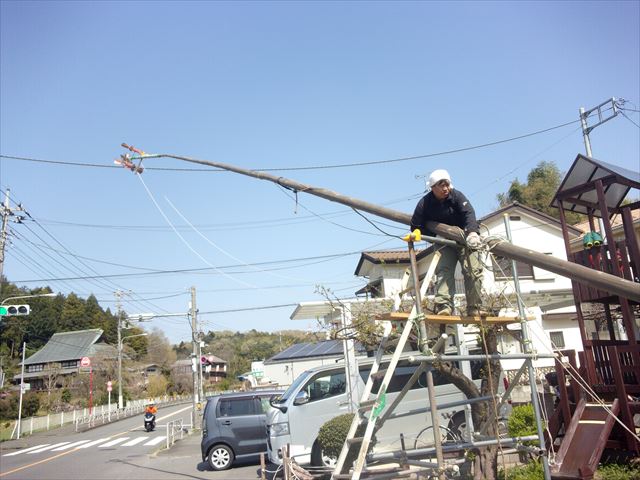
left=408, top=169, right=486, bottom=317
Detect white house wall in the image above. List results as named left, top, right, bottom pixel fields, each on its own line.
left=481, top=214, right=574, bottom=294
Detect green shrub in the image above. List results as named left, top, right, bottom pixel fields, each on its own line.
left=507, top=404, right=537, bottom=438
left=317, top=413, right=354, bottom=458
left=498, top=460, right=543, bottom=480
left=21, top=392, right=40, bottom=417
left=0, top=395, right=18, bottom=420
left=596, top=463, right=640, bottom=480
left=61, top=389, right=71, bottom=404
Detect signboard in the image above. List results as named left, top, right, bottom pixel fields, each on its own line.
left=251, top=360, right=265, bottom=379
left=80, top=356, right=91, bottom=367
left=21, top=383, right=31, bottom=393
left=107, top=381, right=112, bottom=392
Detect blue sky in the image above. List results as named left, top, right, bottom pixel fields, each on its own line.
left=1, top=1, right=638, bottom=343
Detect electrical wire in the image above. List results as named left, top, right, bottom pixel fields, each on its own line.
left=620, top=110, right=640, bottom=129
left=135, top=173, right=258, bottom=289
left=0, top=116, right=582, bottom=172
left=165, top=197, right=308, bottom=283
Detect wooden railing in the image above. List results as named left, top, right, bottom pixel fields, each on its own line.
left=572, top=240, right=639, bottom=302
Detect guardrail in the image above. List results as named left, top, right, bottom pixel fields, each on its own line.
left=166, top=418, right=184, bottom=449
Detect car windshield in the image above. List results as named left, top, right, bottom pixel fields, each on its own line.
left=274, top=370, right=311, bottom=403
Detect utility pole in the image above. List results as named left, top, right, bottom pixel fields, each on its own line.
left=17, top=342, right=26, bottom=439
left=579, top=97, right=622, bottom=252
left=0, top=189, right=25, bottom=279
left=190, top=286, right=200, bottom=428
left=115, top=290, right=124, bottom=410
left=579, top=97, right=619, bottom=158
left=127, top=146, right=640, bottom=301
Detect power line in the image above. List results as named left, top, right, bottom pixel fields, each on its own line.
left=11, top=251, right=362, bottom=283
left=199, top=303, right=298, bottom=315
left=0, top=117, right=581, bottom=172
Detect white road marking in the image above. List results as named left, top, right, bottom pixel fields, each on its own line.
left=121, top=437, right=148, bottom=447
left=143, top=436, right=166, bottom=446
left=27, top=442, right=70, bottom=454
left=52, top=440, right=91, bottom=451
left=77, top=437, right=110, bottom=448
left=98, top=437, right=130, bottom=448
left=3, top=444, right=50, bottom=457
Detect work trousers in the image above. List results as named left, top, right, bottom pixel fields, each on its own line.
left=434, top=245, right=484, bottom=311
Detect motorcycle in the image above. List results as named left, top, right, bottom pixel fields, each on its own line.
left=144, top=412, right=156, bottom=432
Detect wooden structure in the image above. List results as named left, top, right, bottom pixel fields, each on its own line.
left=549, top=154, right=640, bottom=479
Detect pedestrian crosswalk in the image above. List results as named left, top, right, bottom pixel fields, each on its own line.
left=2, top=436, right=167, bottom=457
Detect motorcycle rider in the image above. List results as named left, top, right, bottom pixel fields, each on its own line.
left=144, top=401, right=158, bottom=431
left=145, top=402, right=158, bottom=416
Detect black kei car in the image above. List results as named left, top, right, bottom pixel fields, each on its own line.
left=201, top=390, right=281, bottom=471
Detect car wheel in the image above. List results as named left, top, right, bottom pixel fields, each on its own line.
left=311, top=441, right=337, bottom=468
left=208, top=444, right=234, bottom=471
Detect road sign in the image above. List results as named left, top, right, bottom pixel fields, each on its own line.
left=107, top=381, right=112, bottom=392
left=80, top=356, right=91, bottom=367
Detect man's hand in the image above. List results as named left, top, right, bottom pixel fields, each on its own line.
left=402, top=228, right=422, bottom=242
left=466, top=232, right=482, bottom=249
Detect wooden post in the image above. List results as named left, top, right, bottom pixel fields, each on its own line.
left=260, top=453, right=266, bottom=480
left=283, top=444, right=290, bottom=480
left=608, top=346, right=638, bottom=453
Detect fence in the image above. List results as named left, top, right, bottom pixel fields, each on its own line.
left=166, top=418, right=184, bottom=449
left=7, top=394, right=189, bottom=439
left=74, top=395, right=189, bottom=432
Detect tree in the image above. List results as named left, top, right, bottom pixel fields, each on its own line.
left=497, top=161, right=584, bottom=224
left=122, top=327, right=148, bottom=360
left=145, top=375, right=169, bottom=397
left=143, top=328, right=176, bottom=367
left=43, top=363, right=63, bottom=409
left=59, top=293, right=87, bottom=332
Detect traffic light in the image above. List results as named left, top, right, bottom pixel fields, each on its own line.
left=0, top=305, right=30, bottom=316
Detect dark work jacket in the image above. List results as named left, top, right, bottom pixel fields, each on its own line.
left=410, top=189, right=479, bottom=236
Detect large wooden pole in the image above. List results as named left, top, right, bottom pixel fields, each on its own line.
left=143, top=152, right=640, bottom=303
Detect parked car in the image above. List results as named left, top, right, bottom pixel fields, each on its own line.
left=201, top=390, right=281, bottom=471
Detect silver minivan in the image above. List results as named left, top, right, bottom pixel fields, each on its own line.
left=267, top=355, right=485, bottom=466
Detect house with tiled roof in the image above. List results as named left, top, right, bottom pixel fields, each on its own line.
left=171, top=354, right=228, bottom=385
left=13, top=329, right=117, bottom=390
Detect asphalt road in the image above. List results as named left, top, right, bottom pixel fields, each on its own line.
left=0, top=402, right=279, bottom=480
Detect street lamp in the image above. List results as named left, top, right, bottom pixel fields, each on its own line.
left=1, top=292, right=57, bottom=305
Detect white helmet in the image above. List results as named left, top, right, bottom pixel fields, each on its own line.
left=428, top=169, right=452, bottom=189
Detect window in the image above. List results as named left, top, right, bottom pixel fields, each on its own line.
left=549, top=331, right=565, bottom=348
left=303, top=371, right=346, bottom=402
left=360, top=363, right=453, bottom=394
left=27, top=364, right=44, bottom=373
left=533, top=253, right=555, bottom=280
left=61, top=360, right=78, bottom=368
left=492, top=256, right=534, bottom=280
left=218, top=397, right=255, bottom=417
